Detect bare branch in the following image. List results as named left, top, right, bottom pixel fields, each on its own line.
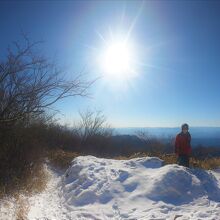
left=0, top=36, right=94, bottom=124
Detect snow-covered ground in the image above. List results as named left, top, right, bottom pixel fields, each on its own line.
left=1, top=156, right=220, bottom=220
left=0, top=197, right=17, bottom=220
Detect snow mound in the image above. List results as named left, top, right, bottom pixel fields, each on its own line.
left=61, top=156, right=163, bottom=207
left=151, top=166, right=220, bottom=204
left=58, top=155, right=220, bottom=219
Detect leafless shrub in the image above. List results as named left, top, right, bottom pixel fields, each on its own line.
left=0, top=35, right=94, bottom=196
left=72, top=109, right=114, bottom=156
left=0, top=34, right=93, bottom=125
left=47, top=149, right=79, bottom=170
left=75, top=109, right=113, bottom=144
left=135, top=130, right=165, bottom=156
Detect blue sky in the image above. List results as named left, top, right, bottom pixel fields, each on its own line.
left=0, top=1, right=220, bottom=127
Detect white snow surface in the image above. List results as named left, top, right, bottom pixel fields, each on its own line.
left=1, top=156, right=220, bottom=220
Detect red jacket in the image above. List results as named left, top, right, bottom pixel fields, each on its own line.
left=175, top=132, right=192, bottom=156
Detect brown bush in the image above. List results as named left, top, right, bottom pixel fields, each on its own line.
left=47, top=149, right=79, bottom=170
left=0, top=158, right=48, bottom=199
left=0, top=120, right=49, bottom=197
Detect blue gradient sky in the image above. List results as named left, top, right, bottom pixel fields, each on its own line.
left=0, top=1, right=220, bottom=127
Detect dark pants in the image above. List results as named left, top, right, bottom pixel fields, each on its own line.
left=177, top=155, right=190, bottom=167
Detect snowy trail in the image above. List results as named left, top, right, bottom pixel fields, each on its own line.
left=26, top=156, right=220, bottom=220
left=28, top=166, right=69, bottom=220
left=2, top=156, right=220, bottom=220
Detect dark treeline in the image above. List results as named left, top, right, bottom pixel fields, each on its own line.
left=1, top=105, right=220, bottom=194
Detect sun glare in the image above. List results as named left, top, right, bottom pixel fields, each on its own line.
left=102, top=42, right=131, bottom=75
left=98, top=39, right=136, bottom=80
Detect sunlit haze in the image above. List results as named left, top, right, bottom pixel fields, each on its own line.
left=1, top=1, right=220, bottom=127
left=100, top=41, right=133, bottom=78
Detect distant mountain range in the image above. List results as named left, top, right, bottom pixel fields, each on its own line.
left=114, top=127, right=220, bottom=147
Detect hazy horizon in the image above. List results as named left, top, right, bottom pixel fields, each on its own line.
left=115, top=127, right=220, bottom=147
left=113, top=126, right=220, bottom=129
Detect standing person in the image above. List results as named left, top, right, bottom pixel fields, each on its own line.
left=175, top=123, right=192, bottom=167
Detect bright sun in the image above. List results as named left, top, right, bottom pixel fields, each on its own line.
left=103, top=43, right=131, bottom=74
left=99, top=40, right=136, bottom=80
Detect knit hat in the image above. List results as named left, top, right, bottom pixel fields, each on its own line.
left=181, top=123, right=189, bottom=130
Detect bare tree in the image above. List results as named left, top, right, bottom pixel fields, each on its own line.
left=0, top=36, right=93, bottom=124
left=74, top=109, right=113, bottom=143
left=136, top=130, right=164, bottom=155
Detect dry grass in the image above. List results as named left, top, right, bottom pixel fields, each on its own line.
left=0, top=149, right=76, bottom=199
left=114, top=152, right=150, bottom=160
left=22, top=163, right=49, bottom=194
left=0, top=163, right=49, bottom=219
left=161, top=154, right=220, bottom=170
left=114, top=152, right=220, bottom=170
left=15, top=194, right=30, bottom=220
left=0, top=162, right=48, bottom=201
left=47, top=149, right=79, bottom=170
left=160, top=154, right=177, bottom=165
left=0, top=184, right=6, bottom=199
left=191, top=157, right=220, bottom=170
